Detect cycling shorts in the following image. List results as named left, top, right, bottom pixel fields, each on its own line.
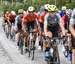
left=40, top=23, right=44, bottom=32
left=25, top=21, right=37, bottom=32
left=47, top=26, right=59, bottom=37
left=71, top=36, right=75, bottom=49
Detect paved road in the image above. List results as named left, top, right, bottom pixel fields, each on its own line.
left=0, top=17, right=71, bottom=64
left=0, top=42, right=15, bottom=64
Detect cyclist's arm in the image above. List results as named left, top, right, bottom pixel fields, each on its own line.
left=44, top=14, right=48, bottom=36
left=14, top=16, right=18, bottom=31
left=59, top=21, right=66, bottom=35
left=22, top=17, right=27, bottom=32
left=69, top=18, right=75, bottom=37
left=57, top=13, right=66, bottom=35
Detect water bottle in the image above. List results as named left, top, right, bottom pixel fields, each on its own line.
left=50, top=48, right=53, bottom=57
left=44, top=51, right=50, bottom=57
left=68, top=51, right=72, bottom=61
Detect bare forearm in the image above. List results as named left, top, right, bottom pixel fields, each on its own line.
left=69, top=25, right=75, bottom=37
left=59, top=23, right=66, bottom=35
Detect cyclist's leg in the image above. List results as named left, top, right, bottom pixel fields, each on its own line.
left=8, top=21, right=12, bottom=34
left=24, top=22, right=29, bottom=52
left=72, top=49, right=75, bottom=64
left=16, top=31, right=21, bottom=46
left=67, top=33, right=72, bottom=50
left=39, top=23, right=44, bottom=47
left=43, top=32, right=52, bottom=51
left=31, top=21, right=38, bottom=48
left=71, top=36, right=75, bottom=64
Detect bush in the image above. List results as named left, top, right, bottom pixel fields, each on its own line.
left=0, top=0, right=74, bottom=14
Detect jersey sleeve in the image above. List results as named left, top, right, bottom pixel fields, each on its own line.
left=70, top=18, right=75, bottom=25
left=39, top=13, right=44, bottom=23
left=44, top=13, right=49, bottom=26
left=34, top=12, right=39, bottom=20
left=56, top=13, right=62, bottom=23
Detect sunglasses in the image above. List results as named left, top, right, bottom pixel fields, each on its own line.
left=29, top=11, right=34, bottom=13
left=50, top=11, right=56, bottom=13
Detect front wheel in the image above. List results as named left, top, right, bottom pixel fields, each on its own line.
left=54, top=48, right=60, bottom=64
left=19, top=41, right=24, bottom=55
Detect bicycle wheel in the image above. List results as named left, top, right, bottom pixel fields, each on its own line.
left=19, top=41, right=24, bottom=55
left=28, top=45, right=31, bottom=57
left=54, top=47, right=60, bottom=64
left=31, top=41, right=35, bottom=60
left=5, top=25, right=9, bottom=38
left=21, top=45, right=23, bottom=55
left=11, top=31, right=15, bottom=41
left=64, top=46, right=68, bottom=57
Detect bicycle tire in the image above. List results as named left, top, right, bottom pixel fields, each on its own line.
left=54, top=47, right=60, bottom=64
left=32, top=48, right=34, bottom=60
left=21, top=46, right=23, bottom=55
left=19, top=41, right=24, bottom=55
left=31, top=42, right=35, bottom=60
left=28, top=46, right=31, bottom=57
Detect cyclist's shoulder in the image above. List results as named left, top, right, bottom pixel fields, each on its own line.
left=34, top=12, right=38, bottom=16
left=55, top=13, right=61, bottom=19
left=45, top=13, right=49, bottom=18
left=40, top=11, right=46, bottom=17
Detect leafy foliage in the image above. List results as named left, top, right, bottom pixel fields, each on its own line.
left=0, top=0, right=75, bottom=14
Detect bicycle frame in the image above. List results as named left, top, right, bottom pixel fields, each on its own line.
left=44, top=36, right=60, bottom=64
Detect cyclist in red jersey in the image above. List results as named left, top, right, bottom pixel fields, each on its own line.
left=22, top=6, right=39, bottom=52
left=39, top=4, right=50, bottom=50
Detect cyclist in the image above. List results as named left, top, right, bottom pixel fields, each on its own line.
left=7, top=11, right=16, bottom=24
left=22, top=6, right=39, bottom=52
left=7, top=11, right=16, bottom=38
left=60, top=6, right=67, bottom=17
left=15, top=9, right=24, bottom=47
left=39, top=4, right=50, bottom=50
left=60, top=6, right=69, bottom=29
left=44, top=5, right=66, bottom=51
left=69, top=8, right=75, bottom=64
left=4, top=11, right=10, bottom=23
left=3, top=11, right=10, bottom=32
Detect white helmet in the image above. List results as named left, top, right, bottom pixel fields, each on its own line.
left=28, top=6, right=35, bottom=12
left=11, top=11, right=16, bottom=15
left=44, top=4, right=50, bottom=10
left=62, top=6, right=67, bottom=10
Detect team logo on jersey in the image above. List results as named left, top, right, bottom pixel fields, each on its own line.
left=55, top=18, right=57, bottom=21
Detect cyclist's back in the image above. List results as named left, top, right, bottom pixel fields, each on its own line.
left=4, top=11, right=10, bottom=23
left=60, top=10, right=66, bottom=17
left=15, top=15, right=23, bottom=31
left=8, top=13, right=16, bottom=22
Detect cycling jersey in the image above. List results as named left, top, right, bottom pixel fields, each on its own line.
left=15, top=15, right=23, bottom=31
left=44, top=13, right=61, bottom=27
left=44, top=13, right=61, bottom=37
left=39, top=11, right=46, bottom=23
left=5, top=13, right=10, bottom=20
left=22, top=12, right=38, bottom=23
left=8, top=13, right=16, bottom=21
left=60, top=10, right=66, bottom=17
left=62, top=15, right=68, bottom=24
left=22, top=12, right=38, bottom=32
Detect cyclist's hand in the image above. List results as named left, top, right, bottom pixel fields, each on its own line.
left=24, top=30, right=26, bottom=33
left=73, top=34, right=75, bottom=38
